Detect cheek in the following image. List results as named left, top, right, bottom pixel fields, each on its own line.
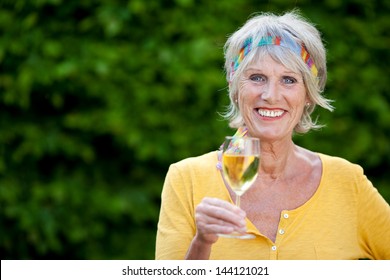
left=290, top=98, right=307, bottom=121
left=238, top=83, right=260, bottom=104
left=239, top=93, right=256, bottom=114
left=288, top=87, right=307, bottom=107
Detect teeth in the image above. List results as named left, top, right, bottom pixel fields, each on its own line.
left=258, top=109, right=284, bottom=118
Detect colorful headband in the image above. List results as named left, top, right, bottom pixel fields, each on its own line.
left=230, top=33, right=318, bottom=81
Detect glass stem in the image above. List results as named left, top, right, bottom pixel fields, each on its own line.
left=236, top=194, right=241, bottom=209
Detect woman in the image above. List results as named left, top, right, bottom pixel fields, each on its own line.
left=155, top=10, right=390, bottom=259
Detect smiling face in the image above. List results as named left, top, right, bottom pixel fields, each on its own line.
left=238, top=54, right=309, bottom=142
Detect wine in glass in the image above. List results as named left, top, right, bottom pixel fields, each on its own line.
left=219, top=136, right=260, bottom=239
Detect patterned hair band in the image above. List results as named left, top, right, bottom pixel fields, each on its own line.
left=230, top=33, right=318, bottom=81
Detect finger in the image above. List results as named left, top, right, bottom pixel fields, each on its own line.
left=197, top=212, right=246, bottom=230
left=196, top=201, right=246, bottom=228
left=202, top=224, right=236, bottom=235
left=199, top=197, right=247, bottom=218
left=202, top=197, right=246, bottom=216
left=196, top=197, right=247, bottom=234
left=197, top=217, right=247, bottom=236
left=201, top=216, right=247, bottom=233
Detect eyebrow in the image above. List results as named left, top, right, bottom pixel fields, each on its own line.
left=244, top=67, right=300, bottom=76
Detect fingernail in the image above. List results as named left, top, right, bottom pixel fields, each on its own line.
left=239, top=210, right=246, bottom=218
left=237, top=226, right=247, bottom=233
left=239, top=219, right=246, bottom=227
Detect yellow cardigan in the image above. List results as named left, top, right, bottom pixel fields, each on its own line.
left=155, top=151, right=390, bottom=259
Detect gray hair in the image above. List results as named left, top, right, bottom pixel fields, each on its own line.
left=222, top=10, right=334, bottom=133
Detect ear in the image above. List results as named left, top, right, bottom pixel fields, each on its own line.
left=305, top=96, right=311, bottom=106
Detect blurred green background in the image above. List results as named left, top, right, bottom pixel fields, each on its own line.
left=0, top=0, right=389, bottom=259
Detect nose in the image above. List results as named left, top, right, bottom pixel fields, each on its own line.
left=261, top=80, right=280, bottom=104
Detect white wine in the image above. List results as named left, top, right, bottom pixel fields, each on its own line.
left=218, top=136, right=260, bottom=239
left=222, top=154, right=259, bottom=196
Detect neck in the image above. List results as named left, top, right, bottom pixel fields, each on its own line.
left=259, top=139, right=297, bottom=180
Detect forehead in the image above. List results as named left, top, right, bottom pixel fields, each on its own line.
left=246, top=46, right=303, bottom=74
left=246, top=52, right=302, bottom=76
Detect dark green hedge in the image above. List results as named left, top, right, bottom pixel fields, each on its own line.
left=1, top=0, right=389, bottom=259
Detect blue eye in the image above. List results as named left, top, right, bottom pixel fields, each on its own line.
left=249, top=74, right=266, bottom=82
left=282, top=76, right=297, bottom=84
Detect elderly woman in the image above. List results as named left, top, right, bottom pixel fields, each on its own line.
left=155, top=11, right=390, bottom=259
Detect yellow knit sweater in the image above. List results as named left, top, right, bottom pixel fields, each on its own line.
left=156, top=151, right=390, bottom=259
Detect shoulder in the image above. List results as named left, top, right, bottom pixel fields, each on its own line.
left=318, top=153, right=368, bottom=189
left=171, top=151, right=219, bottom=172
left=318, top=153, right=363, bottom=173
left=164, top=151, right=222, bottom=197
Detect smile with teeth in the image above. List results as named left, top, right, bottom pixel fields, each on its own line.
left=257, top=109, right=284, bottom=118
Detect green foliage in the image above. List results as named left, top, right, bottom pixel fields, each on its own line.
left=0, top=0, right=389, bottom=259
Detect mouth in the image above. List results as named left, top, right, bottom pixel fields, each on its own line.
left=256, top=108, right=285, bottom=118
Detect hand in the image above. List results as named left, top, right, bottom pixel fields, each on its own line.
left=194, top=197, right=247, bottom=244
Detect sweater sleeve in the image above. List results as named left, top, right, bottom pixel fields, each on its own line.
left=155, top=163, right=196, bottom=260
left=357, top=168, right=390, bottom=259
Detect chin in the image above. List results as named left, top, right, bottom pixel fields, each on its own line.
left=252, top=130, right=289, bottom=142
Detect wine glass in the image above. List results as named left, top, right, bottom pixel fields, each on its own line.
left=219, top=136, right=260, bottom=239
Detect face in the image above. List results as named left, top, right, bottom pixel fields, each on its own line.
left=238, top=54, right=308, bottom=142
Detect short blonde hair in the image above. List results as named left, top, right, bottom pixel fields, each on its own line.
left=222, top=10, right=333, bottom=133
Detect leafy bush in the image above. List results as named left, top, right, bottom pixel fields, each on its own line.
left=1, top=0, right=389, bottom=259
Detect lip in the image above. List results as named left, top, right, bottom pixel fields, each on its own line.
left=255, top=107, right=286, bottom=120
